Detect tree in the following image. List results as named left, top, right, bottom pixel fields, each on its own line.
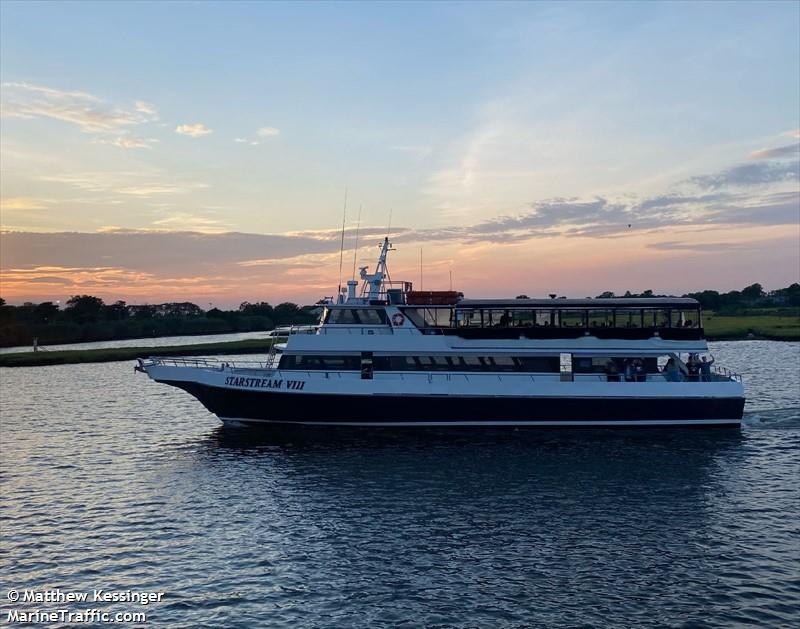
left=34, top=301, right=59, bottom=324
left=131, top=304, right=156, bottom=320
left=740, top=283, right=765, bottom=302
left=0, top=298, right=14, bottom=325
left=272, top=302, right=301, bottom=324
left=771, top=283, right=800, bottom=306
left=164, top=302, right=203, bottom=317
left=685, top=290, right=721, bottom=311
left=104, top=300, right=128, bottom=321
left=239, top=301, right=274, bottom=317
left=65, top=295, right=105, bottom=323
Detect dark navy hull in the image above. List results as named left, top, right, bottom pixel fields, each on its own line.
left=162, top=380, right=745, bottom=427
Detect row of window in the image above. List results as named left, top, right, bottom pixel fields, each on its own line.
left=278, top=354, right=665, bottom=374
left=321, top=307, right=702, bottom=329
left=324, top=309, right=387, bottom=325
left=279, top=354, right=657, bottom=373
left=406, top=307, right=702, bottom=329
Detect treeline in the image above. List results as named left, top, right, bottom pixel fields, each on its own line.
left=2, top=282, right=798, bottom=348
left=0, top=296, right=319, bottom=348
left=594, top=283, right=800, bottom=312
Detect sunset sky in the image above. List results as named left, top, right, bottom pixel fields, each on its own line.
left=1, top=0, right=798, bottom=307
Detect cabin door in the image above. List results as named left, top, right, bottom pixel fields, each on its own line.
left=560, top=353, right=573, bottom=382
left=361, top=352, right=374, bottom=380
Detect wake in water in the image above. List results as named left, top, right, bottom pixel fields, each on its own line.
left=743, top=406, right=800, bottom=427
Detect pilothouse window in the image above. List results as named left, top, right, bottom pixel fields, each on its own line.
left=326, top=308, right=387, bottom=325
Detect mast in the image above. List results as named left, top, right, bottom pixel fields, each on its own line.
left=358, top=236, right=393, bottom=301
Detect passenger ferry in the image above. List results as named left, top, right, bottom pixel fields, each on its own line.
left=137, top=238, right=745, bottom=428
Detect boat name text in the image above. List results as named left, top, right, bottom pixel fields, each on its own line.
left=224, top=376, right=305, bottom=390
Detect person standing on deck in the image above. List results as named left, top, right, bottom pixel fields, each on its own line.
left=700, top=355, right=715, bottom=381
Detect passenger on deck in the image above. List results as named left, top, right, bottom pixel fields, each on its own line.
left=634, top=359, right=646, bottom=382
left=663, top=358, right=683, bottom=382
left=623, top=359, right=634, bottom=382
left=605, top=360, right=620, bottom=382
left=687, top=354, right=700, bottom=382
left=700, top=355, right=715, bottom=381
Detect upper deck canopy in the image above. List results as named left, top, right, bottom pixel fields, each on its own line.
left=458, top=298, right=700, bottom=309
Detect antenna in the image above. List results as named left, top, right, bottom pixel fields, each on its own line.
left=449, top=269, right=453, bottom=291
left=420, top=247, right=423, bottom=291
left=351, top=204, right=362, bottom=280
left=337, top=187, right=348, bottom=299
left=386, top=208, right=392, bottom=239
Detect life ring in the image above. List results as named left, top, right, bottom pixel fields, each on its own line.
left=391, top=313, right=405, bottom=327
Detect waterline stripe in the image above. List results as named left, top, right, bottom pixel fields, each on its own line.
left=218, top=417, right=742, bottom=427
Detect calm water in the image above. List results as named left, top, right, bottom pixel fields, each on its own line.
left=1, top=341, right=798, bottom=627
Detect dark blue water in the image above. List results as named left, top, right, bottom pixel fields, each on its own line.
left=1, top=341, right=798, bottom=627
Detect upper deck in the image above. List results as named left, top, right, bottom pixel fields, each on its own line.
left=403, top=297, right=703, bottom=341
left=320, top=298, right=704, bottom=342
left=318, top=237, right=705, bottom=342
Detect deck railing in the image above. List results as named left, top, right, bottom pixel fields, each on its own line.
left=140, top=357, right=742, bottom=383
left=140, top=357, right=277, bottom=370
left=267, top=325, right=318, bottom=337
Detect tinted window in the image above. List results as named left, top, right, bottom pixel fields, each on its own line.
left=326, top=309, right=387, bottom=324
left=516, top=356, right=560, bottom=372
left=370, top=355, right=560, bottom=372
left=279, top=355, right=360, bottom=369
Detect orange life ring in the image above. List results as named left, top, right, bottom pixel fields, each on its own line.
left=391, top=313, right=405, bottom=327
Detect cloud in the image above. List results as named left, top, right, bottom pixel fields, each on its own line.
left=648, top=235, right=798, bottom=253
left=233, top=127, right=280, bottom=145
left=2, top=189, right=792, bottom=276
left=152, top=212, right=231, bottom=232
left=750, top=143, right=800, bottom=160
left=687, top=161, right=800, bottom=189
left=117, top=183, right=209, bottom=197
left=398, top=189, right=800, bottom=244
left=3, top=183, right=797, bottom=301
left=38, top=171, right=209, bottom=198
left=0, top=197, right=51, bottom=211
left=100, top=135, right=157, bottom=149
left=0, top=230, right=343, bottom=278
left=256, top=127, right=280, bottom=137
left=1, top=81, right=157, bottom=134
left=117, top=185, right=186, bottom=196
left=786, top=129, right=800, bottom=139
left=175, top=123, right=212, bottom=137
left=134, top=101, right=158, bottom=116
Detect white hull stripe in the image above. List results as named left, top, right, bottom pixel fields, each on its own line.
left=219, top=417, right=741, bottom=427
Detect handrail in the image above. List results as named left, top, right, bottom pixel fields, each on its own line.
left=267, top=325, right=318, bottom=336
left=141, top=356, right=276, bottom=370
left=140, top=356, right=742, bottom=383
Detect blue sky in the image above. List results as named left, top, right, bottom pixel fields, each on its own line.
left=1, top=1, right=798, bottom=304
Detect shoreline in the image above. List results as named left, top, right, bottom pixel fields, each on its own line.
left=0, top=334, right=797, bottom=368
left=0, top=329, right=269, bottom=354
left=0, top=339, right=277, bottom=368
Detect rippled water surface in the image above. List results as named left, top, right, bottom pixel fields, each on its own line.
left=1, top=341, right=798, bottom=627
